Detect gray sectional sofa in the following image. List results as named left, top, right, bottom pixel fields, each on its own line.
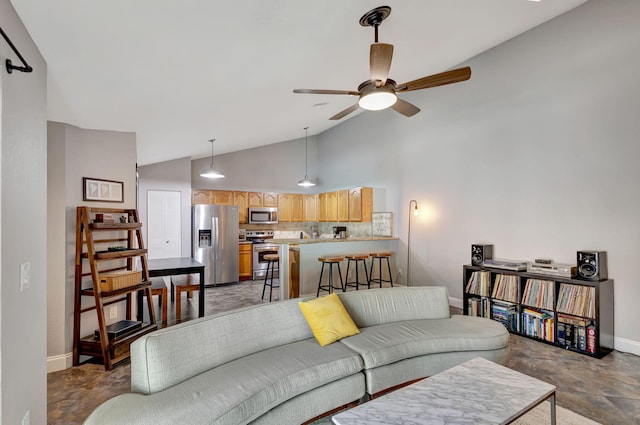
left=84, top=286, right=509, bottom=425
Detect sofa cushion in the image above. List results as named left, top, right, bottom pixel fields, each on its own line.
left=298, top=293, right=360, bottom=346
left=340, top=315, right=509, bottom=369
left=89, top=338, right=364, bottom=425
left=131, top=299, right=315, bottom=394
left=337, top=286, right=451, bottom=328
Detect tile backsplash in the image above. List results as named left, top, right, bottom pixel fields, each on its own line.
left=242, top=221, right=374, bottom=239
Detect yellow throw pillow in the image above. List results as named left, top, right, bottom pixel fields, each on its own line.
left=298, top=293, right=360, bottom=346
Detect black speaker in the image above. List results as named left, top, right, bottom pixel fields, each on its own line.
left=471, top=244, right=493, bottom=266
left=577, top=251, right=608, bottom=281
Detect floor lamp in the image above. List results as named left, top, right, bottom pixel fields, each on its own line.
left=407, top=200, right=418, bottom=286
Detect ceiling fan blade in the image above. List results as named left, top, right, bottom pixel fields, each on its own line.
left=391, top=98, right=420, bottom=117
left=397, top=66, right=471, bottom=92
left=329, top=104, right=360, bottom=120
left=370, top=43, right=393, bottom=87
left=293, top=89, right=359, bottom=96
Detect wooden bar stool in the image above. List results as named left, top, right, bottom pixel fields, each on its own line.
left=344, top=254, right=370, bottom=291
left=317, top=256, right=345, bottom=297
left=149, top=278, right=168, bottom=323
left=261, top=254, right=280, bottom=302
left=369, top=252, right=394, bottom=288
left=173, top=275, right=201, bottom=321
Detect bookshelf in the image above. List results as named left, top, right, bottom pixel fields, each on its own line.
left=73, top=206, right=158, bottom=370
left=463, top=264, right=614, bottom=358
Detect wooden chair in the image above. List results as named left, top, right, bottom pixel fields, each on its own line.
left=172, top=275, right=201, bottom=321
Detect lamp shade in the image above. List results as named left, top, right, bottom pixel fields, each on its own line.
left=200, top=165, right=225, bottom=179
left=298, top=177, right=315, bottom=187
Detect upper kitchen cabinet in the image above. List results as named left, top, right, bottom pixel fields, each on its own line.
left=234, top=191, right=249, bottom=223
left=278, top=194, right=304, bottom=223
left=192, top=189, right=213, bottom=204
left=263, top=192, right=278, bottom=207
left=337, top=190, right=349, bottom=222
left=303, top=194, right=318, bottom=222
left=349, top=187, right=373, bottom=222
left=319, top=191, right=338, bottom=222
left=291, top=194, right=304, bottom=222
left=248, top=192, right=263, bottom=207
left=212, top=190, right=234, bottom=205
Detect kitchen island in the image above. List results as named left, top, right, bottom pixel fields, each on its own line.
left=273, top=237, right=399, bottom=299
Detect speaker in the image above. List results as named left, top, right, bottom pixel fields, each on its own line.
left=576, top=251, right=608, bottom=281
left=471, top=244, right=493, bottom=266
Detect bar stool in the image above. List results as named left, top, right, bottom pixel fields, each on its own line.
left=173, top=275, right=201, bottom=321
left=344, top=254, right=370, bottom=291
left=317, top=256, right=345, bottom=297
left=262, top=254, right=280, bottom=302
left=149, top=278, right=168, bottom=323
left=369, top=252, right=394, bottom=288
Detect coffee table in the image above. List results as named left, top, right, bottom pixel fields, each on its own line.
left=332, top=357, right=556, bottom=425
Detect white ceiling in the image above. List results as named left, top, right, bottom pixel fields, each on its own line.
left=11, top=0, right=587, bottom=165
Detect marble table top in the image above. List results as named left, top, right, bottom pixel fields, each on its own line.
left=332, top=357, right=556, bottom=425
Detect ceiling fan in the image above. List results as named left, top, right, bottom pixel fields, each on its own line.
left=293, top=6, right=471, bottom=120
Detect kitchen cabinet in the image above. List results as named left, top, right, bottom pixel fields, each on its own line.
left=248, top=192, right=263, bottom=207
left=278, top=193, right=293, bottom=222
left=318, top=193, right=327, bottom=222
left=192, top=189, right=212, bottom=205
left=212, top=190, right=234, bottom=205
left=277, top=194, right=303, bottom=222
left=349, top=187, right=373, bottom=222
left=303, top=194, right=318, bottom=222
left=291, top=194, right=304, bottom=222
left=319, top=191, right=338, bottom=222
left=239, top=243, right=252, bottom=280
left=337, top=190, right=349, bottom=222
left=263, top=192, right=278, bottom=207
left=234, top=191, right=249, bottom=223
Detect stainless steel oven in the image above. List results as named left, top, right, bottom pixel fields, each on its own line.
left=253, top=243, right=279, bottom=280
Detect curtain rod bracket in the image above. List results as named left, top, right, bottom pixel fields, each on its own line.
left=0, top=26, right=34, bottom=74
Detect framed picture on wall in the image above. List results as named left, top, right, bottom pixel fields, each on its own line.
left=83, top=177, right=124, bottom=202
left=372, top=212, right=393, bottom=237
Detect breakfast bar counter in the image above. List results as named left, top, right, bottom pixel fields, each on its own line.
left=274, top=237, right=399, bottom=299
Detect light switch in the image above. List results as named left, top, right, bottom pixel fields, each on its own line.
left=20, top=262, right=31, bottom=292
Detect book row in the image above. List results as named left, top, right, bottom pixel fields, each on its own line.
left=466, top=271, right=595, bottom=319
left=467, top=297, right=596, bottom=354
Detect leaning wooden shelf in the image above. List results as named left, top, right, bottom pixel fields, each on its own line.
left=73, top=206, right=157, bottom=371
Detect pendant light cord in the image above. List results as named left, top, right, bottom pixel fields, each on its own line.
left=304, top=127, right=309, bottom=177
left=209, top=139, right=215, bottom=167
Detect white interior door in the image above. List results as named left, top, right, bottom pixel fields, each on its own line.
left=147, top=190, right=182, bottom=259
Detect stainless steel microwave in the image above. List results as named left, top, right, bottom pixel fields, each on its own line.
left=248, top=207, right=278, bottom=224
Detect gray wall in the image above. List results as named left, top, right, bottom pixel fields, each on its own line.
left=191, top=135, right=318, bottom=192
left=47, top=122, right=137, bottom=371
left=138, top=157, right=192, bottom=257
left=317, top=0, right=640, bottom=353
left=1, top=0, right=48, bottom=422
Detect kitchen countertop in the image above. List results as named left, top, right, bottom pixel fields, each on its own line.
left=271, top=237, right=398, bottom=244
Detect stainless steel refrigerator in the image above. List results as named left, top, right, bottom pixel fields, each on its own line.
left=192, top=205, right=239, bottom=286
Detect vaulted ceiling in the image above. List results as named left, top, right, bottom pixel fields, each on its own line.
left=11, top=0, right=587, bottom=165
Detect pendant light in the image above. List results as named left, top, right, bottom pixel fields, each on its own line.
left=298, top=127, right=316, bottom=187
left=200, top=139, right=225, bottom=179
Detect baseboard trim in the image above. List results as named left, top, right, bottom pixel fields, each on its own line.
left=47, top=352, right=73, bottom=373
left=614, top=337, right=640, bottom=356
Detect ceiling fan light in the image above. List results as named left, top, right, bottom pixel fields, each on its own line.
left=359, top=90, right=397, bottom=111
